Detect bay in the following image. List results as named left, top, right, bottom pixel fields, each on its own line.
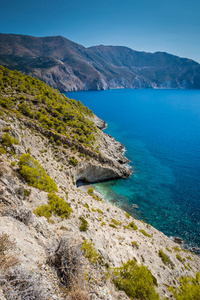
left=65, top=89, right=200, bottom=250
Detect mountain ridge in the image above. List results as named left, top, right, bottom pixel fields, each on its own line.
left=0, top=33, right=200, bottom=91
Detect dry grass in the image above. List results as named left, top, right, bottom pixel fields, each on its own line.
left=47, top=237, right=90, bottom=297
left=0, top=233, right=47, bottom=299
left=68, top=289, right=90, bottom=300
left=0, top=233, right=18, bottom=272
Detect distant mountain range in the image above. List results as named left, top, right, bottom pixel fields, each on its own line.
left=0, top=33, right=200, bottom=91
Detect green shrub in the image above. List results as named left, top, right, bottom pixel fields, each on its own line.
left=139, top=229, right=151, bottom=237
left=48, top=193, right=72, bottom=218
left=186, top=256, right=193, bottom=261
left=0, top=97, right=14, bottom=110
left=105, top=262, right=110, bottom=269
left=18, top=154, right=57, bottom=192
left=173, top=246, right=182, bottom=252
left=176, top=254, right=185, bottom=264
left=23, top=188, right=30, bottom=197
left=92, top=194, right=102, bottom=201
left=71, top=145, right=76, bottom=151
left=81, top=240, right=100, bottom=264
left=11, top=161, right=16, bottom=166
left=125, top=212, right=130, bottom=218
left=109, top=223, right=117, bottom=229
left=18, top=103, right=34, bottom=118
left=2, top=133, right=19, bottom=148
left=0, top=147, right=6, bottom=155
left=84, top=203, right=90, bottom=210
left=69, top=157, right=78, bottom=166
left=124, top=221, right=138, bottom=230
left=112, top=260, right=159, bottom=300
left=96, top=208, right=103, bottom=214
left=79, top=216, right=88, bottom=231
left=166, top=247, right=172, bottom=252
left=101, top=222, right=106, bottom=226
left=34, top=193, right=72, bottom=221
left=158, top=250, right=174, bottom=268
left=34, top=204, right=52, bottom=222
left=132, top=241, right=139, bottom=249
left=2, top=127, right=10, bottom=132
left=168, top=272, right=200, bottom=300
left=87, top=188, right=94, bottom=196
left=111, top=219, right=119, bottom=226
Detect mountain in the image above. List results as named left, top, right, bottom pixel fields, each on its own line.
left=0, top=33, right=200, bottom=91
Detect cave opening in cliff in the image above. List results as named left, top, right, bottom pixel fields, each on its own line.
left=76, top=179, right=91, bottom=188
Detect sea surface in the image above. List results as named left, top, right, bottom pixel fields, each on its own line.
left=65, top=89, right=200, bottom=251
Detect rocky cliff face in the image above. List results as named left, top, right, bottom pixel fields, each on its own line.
left=0, top=65, right=199, bottom=300
left=0, top=115, right=200, bottom=300
left=1, top=33, right=200, bottom=91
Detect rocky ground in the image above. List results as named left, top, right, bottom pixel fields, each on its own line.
left=0, top=114, right=200, bottom=299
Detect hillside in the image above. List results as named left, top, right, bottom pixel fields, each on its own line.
left=0, top=33, right=200, bottom=91
left=0, top=66, right=200, bottom=300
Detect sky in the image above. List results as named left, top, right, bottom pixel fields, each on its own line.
left=1, top=0, right=200, bottom=62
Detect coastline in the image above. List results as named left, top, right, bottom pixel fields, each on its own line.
left=0, top=113, right=200, bottom=300
left=91, top=181, right=200, bottom=255
left=1, top=66, right=200, bottom=299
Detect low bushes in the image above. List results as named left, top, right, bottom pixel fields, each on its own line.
left=158, top=250, right=174, bottom=269
left=112, top=260, right=159, bottom=300
left=111, top=219, right=119, bottom=226
left=69, top=157, right=78, bottom=166
left=18, top=153, right=57, bottom=192
left=2, top=132, right=19, bottom=148
left=81, top=240, right=100, bottom=265
left=87, top=188, right=94, bottom=196
left=79, top=217, right=88, bottom=231
left=168, top=272, right=200, bottom=299
left=132, top=241, right=139, bottom=249
left=34, top=193, right=72, bottom=221
left=124, top=221, right=138, bottom=230
left=139, top=229, right=151, bottom=237
left=48, top=193, right=72, bottom=218
left=0, top=147, right=6, bottom=155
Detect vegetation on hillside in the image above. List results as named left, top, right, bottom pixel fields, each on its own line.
left=112, top=259, right=159, bottom=300
left=169, top=272, right=200, bottom=299
left=34, top=192, right=72, bottom=221
left=19, top=153, right=58, bottom=192
left=0, top=65, right=97, bottom=149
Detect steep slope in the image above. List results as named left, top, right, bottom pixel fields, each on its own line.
left=89, top=45, right=200, bottom=89
left=0, top=65, right=131, bottom=181
left=0, top=33, right=200, bottom=91
left=0, top=67, right=199, bottom=300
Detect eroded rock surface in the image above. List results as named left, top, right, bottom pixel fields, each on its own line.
left=0, top=115, right=199, bottom=300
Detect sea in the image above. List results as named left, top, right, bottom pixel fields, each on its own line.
left=65, top=89, right=200, bottom=252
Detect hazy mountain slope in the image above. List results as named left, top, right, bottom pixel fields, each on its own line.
left=0, top=33, right=200, bottom=91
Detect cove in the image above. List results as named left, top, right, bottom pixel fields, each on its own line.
left=65, top=89, right=200, bottom=251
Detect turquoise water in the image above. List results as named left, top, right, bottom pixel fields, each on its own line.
left=65, top=89, right=200, bottom=251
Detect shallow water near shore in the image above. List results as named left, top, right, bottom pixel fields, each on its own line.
left=65, top=89, right=200, bottom=251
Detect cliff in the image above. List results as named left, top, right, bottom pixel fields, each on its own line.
left=0, top=66, right=199, bottom=300
left=0, top=33, right=200, bottom=91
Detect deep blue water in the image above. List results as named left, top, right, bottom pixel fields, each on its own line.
left=65, top=89, right=200, bottom=250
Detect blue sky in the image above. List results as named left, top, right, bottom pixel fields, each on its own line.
left=1, top=0, right=200, bottom=62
